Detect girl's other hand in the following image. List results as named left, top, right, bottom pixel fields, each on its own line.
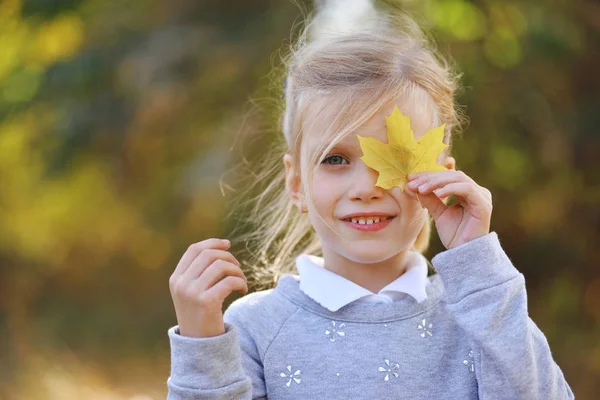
left=406, top=170, right=492, bottom=250
left=169, top=238, right=248, bottom=338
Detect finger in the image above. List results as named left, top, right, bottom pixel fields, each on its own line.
left=434, top=182, right=492, bottom=218
left=194, top=259, right=247, bottom=292
left=208, top=276, right=249, bottom=303
left=403, top=185, right=418, bottom=198
left=408, top=170, right=474, bottom=193
left=411, top=173, right=474, bottom=196
left=409, top=169, right=474, bottom=182
left=172, top=238, right=230, bottom=279
left=416, top=191, right=448, bottom=220
left=183, top=249, right=241, bottom=281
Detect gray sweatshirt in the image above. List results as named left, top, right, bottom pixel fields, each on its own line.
left=166, top=232, right=574, bottom=399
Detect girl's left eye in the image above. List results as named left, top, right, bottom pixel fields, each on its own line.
left=321, top=154, right=349, bottom=165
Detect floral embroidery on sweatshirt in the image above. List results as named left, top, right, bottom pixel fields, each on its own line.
left=417, top=318, right=433, bottom=338
left=280, top=365, right=301, bottom=387
left=325, top=320, right=346, bottom=342
left=378, top=359, right=400, bottom=381
left=463, top=350, right=475, bottom=372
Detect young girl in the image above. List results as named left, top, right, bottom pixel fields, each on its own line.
left=166, top=1, right=574, bottom=398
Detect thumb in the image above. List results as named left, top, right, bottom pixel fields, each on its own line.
left=416, top=191, right=447, bottom=220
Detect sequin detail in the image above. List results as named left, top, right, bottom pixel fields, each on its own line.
left=463, top=350, right=475, bottom=372
left=378, top=359, right=400, bottom=381
left=280, top=365, right=301, bottom=387
left=417, top=318, right=433, bottom=337
left=325, top=321, right=346, bottom=342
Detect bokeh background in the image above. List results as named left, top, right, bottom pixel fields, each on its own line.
left=0, top=0, right=598, bottom=398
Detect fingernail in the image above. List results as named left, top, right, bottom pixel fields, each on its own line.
left=418, top=184, right=428, bottom=192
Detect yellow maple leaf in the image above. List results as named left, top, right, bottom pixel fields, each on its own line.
left=357, top=105, right=449, bottom=191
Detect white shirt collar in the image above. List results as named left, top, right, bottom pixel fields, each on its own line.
left=296, top=252, right=431, bottom=312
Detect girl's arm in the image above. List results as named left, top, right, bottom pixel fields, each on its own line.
left=166, top=238, right=266, bottom=399
left=432, top=232, right=574, bottom=399
left=167, top=321, right=267, bottom=400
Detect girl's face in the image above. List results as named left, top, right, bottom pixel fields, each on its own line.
left=284, top=98, right=455, bottom=265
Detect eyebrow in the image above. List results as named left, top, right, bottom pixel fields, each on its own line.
left=336, top=137, right=356, bottom=145
left=327, top=141, right=364, bottom=159
left=331, top=129, right=379, bottom=148
left=330, top=138, right=357, bottom=149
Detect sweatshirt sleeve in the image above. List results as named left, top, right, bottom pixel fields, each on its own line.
left=431, top=232, right=574, bottom=399
left=166, top=320, right=266, bottom=400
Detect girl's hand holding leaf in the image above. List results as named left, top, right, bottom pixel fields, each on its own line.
left=406, top=170, right=492, bottom=250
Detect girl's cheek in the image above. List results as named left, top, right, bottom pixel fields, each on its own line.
left=312, top=176, right=339, bottom=202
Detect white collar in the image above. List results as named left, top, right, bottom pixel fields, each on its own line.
left=296, top=252, right=430, bottom=312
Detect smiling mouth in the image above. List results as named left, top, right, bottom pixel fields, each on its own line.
left=341, top=216, right=395, bottom=225
left=340, top=216, right=395, bottom=232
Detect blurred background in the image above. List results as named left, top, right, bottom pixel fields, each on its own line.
left=0, top=0, right=598, bottom=398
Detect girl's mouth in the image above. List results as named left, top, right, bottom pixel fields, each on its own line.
left=340, top=216, right=395, bottom=232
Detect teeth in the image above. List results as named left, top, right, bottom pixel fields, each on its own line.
left=348, top=216, right=389, bottom=224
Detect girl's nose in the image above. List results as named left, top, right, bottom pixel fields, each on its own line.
left=348, top=162, right=385, bottom=201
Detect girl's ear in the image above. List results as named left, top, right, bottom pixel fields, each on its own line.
left=443, top=156, right=456, bottom=170
left=283, top=153, right=304, bottom=212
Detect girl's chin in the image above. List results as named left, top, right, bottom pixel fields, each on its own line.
left=331, top=236, right=417, bottom=263
left=337, top=245, right=403, bottom=264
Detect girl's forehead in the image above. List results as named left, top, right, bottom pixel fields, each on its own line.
left=301, top=96, right=438, bottom=149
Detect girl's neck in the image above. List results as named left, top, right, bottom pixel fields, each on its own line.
left=320, top=247, right=411, bottom=293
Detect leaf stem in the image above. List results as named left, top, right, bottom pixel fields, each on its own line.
left=416, top=193, right=424, bottom=209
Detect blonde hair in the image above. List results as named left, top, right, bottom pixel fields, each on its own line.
left=230, top=0, right=465, bottom=290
